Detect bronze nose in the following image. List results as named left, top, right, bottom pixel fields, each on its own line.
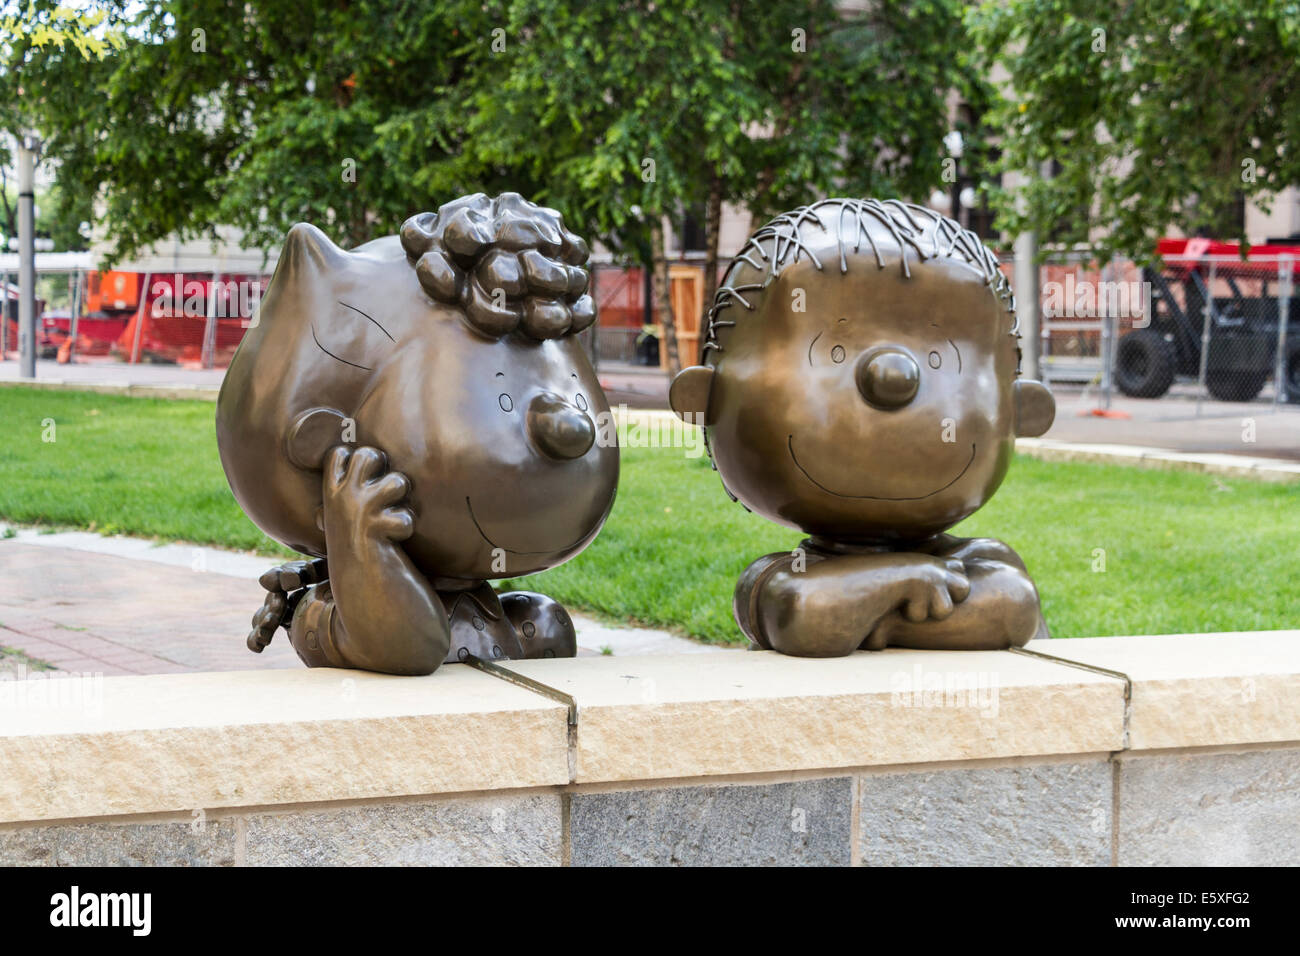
left=528, top=392, right=595, bottom=460
left=855, top=348, right=920, bottom=409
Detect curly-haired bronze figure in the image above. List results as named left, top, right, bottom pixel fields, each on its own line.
left=217, top=193, right=618, bottom=675
left=669, top=198, right=1055, bottom=655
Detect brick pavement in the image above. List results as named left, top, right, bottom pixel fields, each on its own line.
left=0, top=535, right=724, bottom=675
left=0, top=542, right=299, bottom=675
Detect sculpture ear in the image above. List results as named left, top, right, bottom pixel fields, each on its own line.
left=669, top=365, right=715, bottom=425
left=286, top=407, right=351, bottom=470
left=282, top=222, right=350, bottom=273
left=1014, top=380, right=1055, bottom=438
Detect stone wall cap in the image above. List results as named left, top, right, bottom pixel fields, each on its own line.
left=1026, top=630, right=1300, bottom=681
left=0, top=665, right=569, bottom=824
left=1026, top=630, right=1300, bottom=750
left=503, top=648, right=1126, bottom=782
left=6, top=632, right=1296, bottom=821
left=0, top=664, right=561, bottom=737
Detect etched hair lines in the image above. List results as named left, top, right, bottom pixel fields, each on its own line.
left=702, top=198, right=1017, bottom=360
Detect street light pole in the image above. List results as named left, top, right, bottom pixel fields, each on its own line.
left=1011, top=160, right=1055, bottom=383
left=17, top=134, right=38, bottom=380
left=1014, top=230, right=1040, bottom=381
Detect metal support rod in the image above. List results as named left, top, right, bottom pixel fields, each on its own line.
left=2, top=269, right=9, bottom=357
left=1195, top=262, right=1216, bottom=416
left=588, top=264, right=600, bottom=374
left=68, top=268, right=82, bottom=363
left=1101, top=312, right=1114, bottom=411
left=201, top=272, right=221, bottom=369
left=130, top=271, right=151, bottom=364
left=1275, top=256, right=1293, bottom=408
left=1102, top=256, right=1119, bottom=411
left=17, top=136, right=36, bottom=379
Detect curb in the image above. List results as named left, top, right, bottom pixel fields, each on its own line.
left=0, top=379, right=221, bottom=401
left=1015, top=438, right=1300, bottom=483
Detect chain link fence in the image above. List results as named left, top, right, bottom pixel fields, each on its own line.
left=589, top=263, right=653, bottom=367
left=8, top=256, right=1295, bottom=410
left=1011, top=252, right=1297, bottom=412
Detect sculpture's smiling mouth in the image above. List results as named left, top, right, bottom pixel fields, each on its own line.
left=788, top=436, right=977, bottom=500
left=466, top=496, right=596, bottom=556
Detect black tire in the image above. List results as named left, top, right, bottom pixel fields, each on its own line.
left=1283, top=339, right=1300, bottom=404
left=1206, top=370, right=1267, bottom=402
left=1115, top=328, right=1176, bottom=398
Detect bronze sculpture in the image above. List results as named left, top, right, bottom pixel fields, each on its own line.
left=669, top=198, right=1055, bottom=655
left=216, top=193, right=618, bottom=675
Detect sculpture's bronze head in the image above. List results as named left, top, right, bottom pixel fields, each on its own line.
left=670, top=198, right=1053, bottom=543
left=217, top=192, right=618, bottom=580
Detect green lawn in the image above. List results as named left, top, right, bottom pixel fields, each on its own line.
left=2, top=384, right=1297, bottom=644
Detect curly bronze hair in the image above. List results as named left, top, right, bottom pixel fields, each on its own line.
left=400, top=192, right=595, bottom=341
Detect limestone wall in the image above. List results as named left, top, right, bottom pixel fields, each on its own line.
left=2, top=632, right=1296, bottom=866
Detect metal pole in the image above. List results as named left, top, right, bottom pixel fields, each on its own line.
left=1196, top=261, right=1215, bottom=416
left=588, top=264, right=600, bottom=375
left=1014, top=232, right=1041, bottom=380
left=1275, top=256, right=1293, bottom=408
left=1101, top=313, right=1114, bottom=411
left=130, top=270, right=151, bottom=364
left=2, top=269, right=9, bottom=357
left=1101, top=256, right=1119, bottom=411
left=68, top=267, right=82, bottom=363
left=17, top=135, right=37, bottom=379
left=201, top=271, right=220, bottom=369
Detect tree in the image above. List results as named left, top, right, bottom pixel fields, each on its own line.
left=726, top=1, right=984, bottom=299
left=0, top=176, right=92, bottom=250
left=4, top=0, right=496, bottom=262
left=458, top=0, right=981, bottom=373
left=969, top=0, right=1300, bottom=262
left=0, top=2, right=119, bottom=249
left=10, top=0, right=980, bottom=356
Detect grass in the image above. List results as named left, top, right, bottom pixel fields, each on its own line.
left=0, top=385, right=291, bottom=555
left=0, top=644, right=54, bottom=673
left=2, top=384, right=1297, bottom=644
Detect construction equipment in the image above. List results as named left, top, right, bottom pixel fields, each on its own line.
left=1118, top=238, right=1298, bottom=403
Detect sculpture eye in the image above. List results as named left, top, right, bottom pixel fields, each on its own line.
left=928, top=350, right=942, bottom=369
left=498, top=393, right=514, bottom=413
left=831, top=345, right=846, bottom=364
left=575, top=392, right=588, bottom=412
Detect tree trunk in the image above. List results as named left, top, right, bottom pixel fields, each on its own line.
left=650, top=218, right=681, bottom=377
left=705, top=4, right=737, bottom=315
left=703, top=169, right=724, bottom=320
left=0, top=166, right=14, bottom=240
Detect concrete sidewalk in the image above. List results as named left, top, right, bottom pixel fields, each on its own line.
left=0, top=527, right=723, bottom=676
left=1047, top=387, right=1300, bottom=462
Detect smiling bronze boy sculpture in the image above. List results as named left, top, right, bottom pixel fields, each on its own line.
left=216, top=193, right=618, bottom=675
left=669, top=198, right=1055, bottom=655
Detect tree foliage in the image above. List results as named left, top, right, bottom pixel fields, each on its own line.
left=444, top=0, right=978, bottom=371
left=5, top=0, right=497, bottom=260
left=459, top=0, right=980, bottom=256
left=969, top=0, right=1300, bottom=261
left=5, top=0, right=978, bottom=270
left=1, top=0, right=120, bottom=245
